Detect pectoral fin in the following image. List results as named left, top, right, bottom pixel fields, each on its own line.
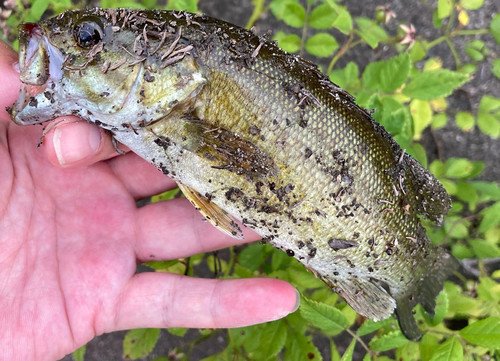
left=177, top=182, right=244, bottom=240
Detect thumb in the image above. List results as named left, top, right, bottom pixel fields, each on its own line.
left=43, top=118, right=129, bottom=167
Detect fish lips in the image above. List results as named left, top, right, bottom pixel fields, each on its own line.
left=11, top=23, right=65, bottom=126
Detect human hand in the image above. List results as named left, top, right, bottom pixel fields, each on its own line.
left=0, top=40, right=298, bottom=361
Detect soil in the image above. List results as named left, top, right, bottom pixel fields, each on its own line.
left=57, top=0, right=499, bottom=360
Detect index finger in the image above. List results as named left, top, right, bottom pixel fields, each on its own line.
left=0, top=40, right=21, bottom=121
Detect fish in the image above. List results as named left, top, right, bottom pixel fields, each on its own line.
left=9, top=8, right=458, bottom=341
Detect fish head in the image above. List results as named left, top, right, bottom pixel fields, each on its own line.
left=10, top=9, right=206, bottom=131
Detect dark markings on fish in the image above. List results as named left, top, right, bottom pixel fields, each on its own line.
left=286, top=249, right=294, bottom=257
left=144, top=70, right=155, bottom=82
left=297, top=241, right=304, bottom=249
left=304, top=148, right=313, bottom=159
left=328, top=238, right=360, bottom=251
left=29, top=97, right=38, bottom=107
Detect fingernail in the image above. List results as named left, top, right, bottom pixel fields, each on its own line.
left=52, top=121, right=102, bottom=166
left=291, top=288, right=300, bottom=313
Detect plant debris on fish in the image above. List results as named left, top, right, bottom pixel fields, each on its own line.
left=9, top=8, right=458, bottom=341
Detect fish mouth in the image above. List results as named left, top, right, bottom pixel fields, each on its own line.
left=10, top=23, right=65, bottom=125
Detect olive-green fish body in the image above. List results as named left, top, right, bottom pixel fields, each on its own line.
left=10, top=8, right=458, bottom=340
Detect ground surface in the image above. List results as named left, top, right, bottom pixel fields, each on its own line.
left=54, top=0, right=499, bottom=360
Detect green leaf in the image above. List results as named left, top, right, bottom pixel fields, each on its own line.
left=72, top=344, right=86, bottom=361
left=428, top=290, right=449, bottom=326
left=299, top=295, right=349, bottom=331
left=369, top=331, right=409, bottom=352
left=403, top=69, right=469, bottom=100
left=29, top=0, right=49, bottom=21
left=305, top=33, right=338, bottom=57
left=123, top=328, right=160, bottom=360
left=274, top=31, right=301, bottom=53
left=332, top=7, right=353, bottom=34
left=396, top=341, right=420, bottom=361
left=437, top=0, right=453, bottom=19
left=472, top=181, right=500, bottom=200
left=479, top=95, right=500, bottom=113
left=409, top=142, right=428, bottom=168
left=490, top=14, right=500, bottom=45
left=379, top=53, right=411, bottom=92
left=166, top=0, right=197, bottom=12
left=420, top=334, right=439, bottom=361
left=250, top=320, right=287, bottom=360
left=308, top=4, right=336, bottom=29
left=477, top=113, right=500, bottom=138
left=270, top=0, right=298, bottom=20
left=287, top=268, right=325, bottom=289
left=238, top=244, right=267, bottom=271
left=460, top=317, right=500, bottom=349
left=357, top=317, right=395, bottom=336
left=455, top=111, right=475, bottom=131
left=355, top=17, right=388, bottom=48
left=491, top=59, right=500, bottom=79
left=282, top=3, right=306, bottom=28
left=432, top=113, right=448, bottom=129
left=340, top=338, right=356, bottom=361
left=410, top=41, right=427, bottom=62
left=460, top=0, right=484, bottom=9
left=284, top=323, right=323, bottom=361
left=479, top=202, right=500, bottom=233
left=477, top=277, right=500, bottom=302
left=330, top=340, right=341, bottom=361
left=362, top=61, right=384, bottom=91
left=468, top=239, right=500, bottom=258
left=411, top=99, right=433, bottom=138
left=144, top=260, right=179, bottom=270
left=167, top=327, right=187, bottom=337
left=444, top=158, right=473, bottom=178
left=429, top=336, right=463, bottom=361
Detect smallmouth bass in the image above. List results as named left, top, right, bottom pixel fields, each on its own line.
left=9, top=8, right=458, bottom=340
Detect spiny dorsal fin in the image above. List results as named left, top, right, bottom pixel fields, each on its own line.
left=177, top=182, right=244, bottom=239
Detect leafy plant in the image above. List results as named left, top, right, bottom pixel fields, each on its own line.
left=2, top=0, right=500, bottom=360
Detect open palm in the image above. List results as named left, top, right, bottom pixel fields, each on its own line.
left=0, top=41, right=297, bottom=361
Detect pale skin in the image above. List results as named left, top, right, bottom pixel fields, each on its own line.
left=0, top=40, right=298, bottom=360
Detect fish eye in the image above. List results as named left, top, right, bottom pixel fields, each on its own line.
left=73, top=21, right=103, bottom=49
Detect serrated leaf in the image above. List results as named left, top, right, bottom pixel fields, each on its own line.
left=274, top=31, right=301, bottom=53
left=396, top=341, right=420, bottom=361
left=460, top=317, right=500, bottom=349
left=362, top=61, right=384, bottom=91
left=238, top=244, right=267, bottom=271
left=288, top=268, right=325, bottom=289
left=429, top=336, right=463, bottom=361
left=72, top=344, right=86, bottom=361
left=250, top=320, right=287, bottom=359
left=355, top=17, right=388, bottom=48
left=379, top=53, right=410, bottom=92
left=437, top=0, right=453, bottom=19
left=284, top=323, right=323, bottom=361
left=403, top=69, right=469, bottom=100
left=455, top=111, right=474, bottom=131
left=369, top=331, right=409, bottom=352
left=491, top=14, right=500, bottom=45
left=460, top=0, right=484, bottom=9
left=308, top=4, right=336, bottom=29
left=340, top=338, right=356, bottom=361
left=282, top=3, right=306, bottom=28
left=300, top=295, right=349, bottom=331
left=123, top=328, right=160, bottom=360
left=479, top=202, right=500, bottom=233
left=411, top=99, right=433, bottom=138
left=305, top=33, right=338, bottom=57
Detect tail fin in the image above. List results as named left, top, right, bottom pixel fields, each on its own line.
left=394, top=248, right=459, bottom=341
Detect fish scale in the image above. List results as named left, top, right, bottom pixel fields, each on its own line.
left=10, top=8, right=458, bottom=341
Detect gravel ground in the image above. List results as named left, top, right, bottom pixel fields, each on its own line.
left=56, top=0, right=499, bottom=360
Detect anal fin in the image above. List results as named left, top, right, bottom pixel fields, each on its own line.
left=177, top=182, right=244, bottom=240
left=332, top=277, right=396, bottom=322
